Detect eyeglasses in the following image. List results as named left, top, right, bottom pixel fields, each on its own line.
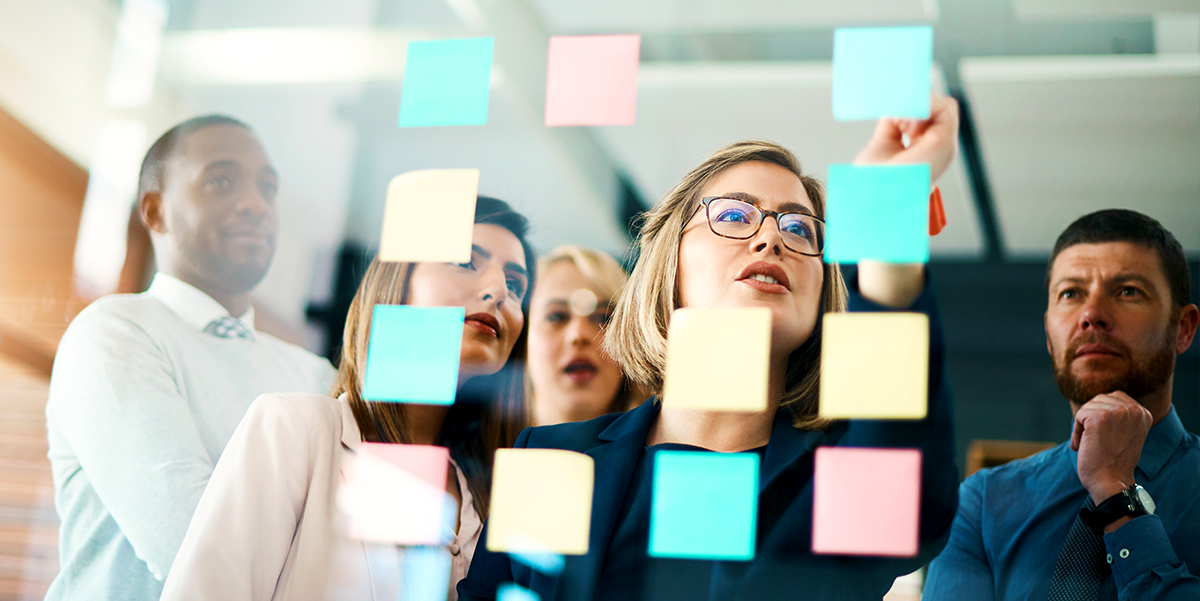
left=693, top=196, right=825, bottom=256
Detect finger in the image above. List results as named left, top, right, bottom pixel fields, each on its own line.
left=1070, top=416, right=1084, bottom=451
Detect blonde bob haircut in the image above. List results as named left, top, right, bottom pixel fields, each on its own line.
left=604, top=140, right=848, bottom=431
left=537, top=245, right=628, bottom=307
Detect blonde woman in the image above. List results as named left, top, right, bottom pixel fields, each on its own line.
left=161, top=197, right=535, bottom=601
left=528, top=245, right=641, bottom=426
left=460, top=98, right=961, bottom=600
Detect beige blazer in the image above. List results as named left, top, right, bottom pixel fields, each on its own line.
left=161, top=393, right=481, bottom=601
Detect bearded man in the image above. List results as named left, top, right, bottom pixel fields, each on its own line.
left=925, top=209, right=1199, bottom=600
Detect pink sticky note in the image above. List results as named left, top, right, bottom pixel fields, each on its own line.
left=812, top=447, right=921, bottom=557
left=545, top=34, right=640, bottom=127
left=339, top=443, right=452, bottom=545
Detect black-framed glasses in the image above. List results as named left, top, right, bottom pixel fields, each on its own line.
left=693, top=196, right=825, bottom=256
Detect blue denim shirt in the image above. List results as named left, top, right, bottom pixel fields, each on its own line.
left=924, top=406, right=1200, bottom=601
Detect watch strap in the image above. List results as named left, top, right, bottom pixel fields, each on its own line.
left=1079, top=487, right=1147, bottom=535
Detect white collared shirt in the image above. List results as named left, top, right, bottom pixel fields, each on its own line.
left=45, top=273, right=337, bottom=601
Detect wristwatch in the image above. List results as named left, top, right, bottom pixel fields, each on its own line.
left=1080, top=484, right=1157, bottom=535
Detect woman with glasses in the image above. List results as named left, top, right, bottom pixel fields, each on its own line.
left=161, top=197, right=535, bottom=601
left=459, top=97, right=961, bottom=601
left=528, top=245, right=642, bottom=427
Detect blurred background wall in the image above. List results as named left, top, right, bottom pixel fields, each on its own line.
left=0, top=0, right=1196, bottom=598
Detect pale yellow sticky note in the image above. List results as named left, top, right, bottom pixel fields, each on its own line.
left=379, top=169, right=479, bottom=263
left=662, top=307, right=771, bottom=412
left=819, top=312, right=928, bottom=419
left=487, top=448, right=594, bottom=555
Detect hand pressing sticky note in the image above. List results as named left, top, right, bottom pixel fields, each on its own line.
left=824, top=164, right=930, bottom=264
left=487, top=449, right=594, bottom=555
left=545, top=35, right=641, bottom=127
left=363, top=305, right=464, bottom=405
left=380, top=169, right=479, bottom=264
left=649, top=451, right=758, bottom=560
left=663, top=308, right=771, bottom=412
left=399, top=37, right=494, bottom=127
left=832, top=26, right=932, bottom=121
left=812, top=447, right=921, bottom=557
left=819, top=312, right=928, bottom=419
left=338, top=443, right=453, bottom=545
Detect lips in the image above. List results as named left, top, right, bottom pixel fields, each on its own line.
left=563, top=357, right=598, bottom=384
left=1067, top=336, right=1129, bottom=363
left=736, top=261, right=790, bottom=293
left=223, top=225, right=274, bottom=246
left=465, top=312, right=501, bottom=338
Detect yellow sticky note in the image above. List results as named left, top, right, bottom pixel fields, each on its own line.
left=379, top=169, right=479, bottom=263
left=662, top=307, right=771, bottom=412
left=487, top=449, right=594, bottom=555
left=819, top=312, right=929, bottom=419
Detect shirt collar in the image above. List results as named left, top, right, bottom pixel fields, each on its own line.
left=1067, top=404, right=1187, bottom=481
left=146, top=272, right=256, bottom=333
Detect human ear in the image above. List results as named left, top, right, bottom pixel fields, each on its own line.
left=139, top=190, right=167, bottom=234
left=1174, top=304, right=1199, bottom=354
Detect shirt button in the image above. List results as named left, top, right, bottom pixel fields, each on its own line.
left=1120, top=548, right=1130, bottom=559
left=1107, top=554, right=1113, bottom=564
left=450, top=543, right=461, bottom=556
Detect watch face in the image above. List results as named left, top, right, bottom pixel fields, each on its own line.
left=1135, top=486, right=1157, bottom=515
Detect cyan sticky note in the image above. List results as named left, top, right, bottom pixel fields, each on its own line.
left=400, top=547, right=452, bottom=601
left=649, top=451, right=758, bottom=560
left=362, top=305, right=464, bottom=404
left=544, top=34, right=641, bottom=126
left=812, top=447, right=921, bottom=557
left=499, top=583, right=541, bottom=601
left=399, top=37, right=494, bottom=127
left=832, top=26, right=932, bottom=121
left=823, top=164, right=930, bottom=263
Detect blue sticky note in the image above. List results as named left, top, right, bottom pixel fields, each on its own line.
left=832, top=27, right=932, bottom=121
left=510, top=549, right=565, bottom=575
left=498, top=583, right=541, bottom=601
left=823, top=164, right=930, bottom=264
left=649, top=451, right=758, bottom=560
left=399, top=37, right=494, bottom=127
left=362, top=305, right=464, bottom=404
left=400, top=547, right=452, bottom=601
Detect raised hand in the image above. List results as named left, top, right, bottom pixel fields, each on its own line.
left=853, top=95, right=959, bottom=183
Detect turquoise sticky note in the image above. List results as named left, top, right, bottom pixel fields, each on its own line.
left=400, top=547, right=452, bottom=601
left=649, top=451, right=758, bottom=560
left=363, top=305, right=464, bottom=404
left=498, top=583, right=541, bottom=601
left=832, top=27, right=932, bottom=121
left=399, top=37, right=494, bottom=127
left=824, top=164, right=930, bottom=264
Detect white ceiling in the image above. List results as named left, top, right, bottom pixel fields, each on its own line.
left=961, top=53, right=1200, bottom=257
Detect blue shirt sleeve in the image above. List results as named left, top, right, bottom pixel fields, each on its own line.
left=923, top=472, right=995, bottom=600
left=1104, top=514, right=1200, bottom=601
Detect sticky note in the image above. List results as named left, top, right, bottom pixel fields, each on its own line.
left=812, top=447, right=921, bottom=557
left=823, top=164, right=930, bottom=264
left=338, top=443, right=453, bottom=544
left=545, top=35, right=641, bottom=127
left=510, top=545, right=565, bottom=575
left=819, top=312, right=928, bottom=419
left=400, top=547, right=452, bottom=601
left=379, top=169, right=479, bottom=264
left=487, top=449, right=594, bottom=555
left=832, top=27, right=932, bottom=121
left=499, top=583, right=541, bottom=601
left=363, top=305, right=465, bottom=405
left=649, top=451, right=758, bottom=560
left=662, top=308, right=771, bottom=412
left=399, top=37, right=494, bottom=127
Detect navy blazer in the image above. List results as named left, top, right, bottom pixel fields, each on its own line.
left=459, top=277, right=958, bottom=601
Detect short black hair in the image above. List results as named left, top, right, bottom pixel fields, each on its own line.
left=137, top=114, right=252, bottom=199
left=1047, top=209, right=1191, bottom=308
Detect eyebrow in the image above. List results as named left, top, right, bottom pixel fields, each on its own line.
left=202, top=160, right=279, bottom=179
left=472, top=245, right=528, bottom=277
left=718, top=192, right=814, bottom=217
left=1052, top=273, right=1159, bottom=290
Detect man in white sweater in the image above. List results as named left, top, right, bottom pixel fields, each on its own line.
left=44, top=115, right=337, bottom=600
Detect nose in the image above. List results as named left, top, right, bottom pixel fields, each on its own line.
left=235, top=186, right=272, bottom=219
left=749, top=214, right=784, bottom=256
left=477, top=265, right=508, bottom=310
left=566, top=315, right=594, bottom=348
left=1079, top=293, right=1112, bottom=332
